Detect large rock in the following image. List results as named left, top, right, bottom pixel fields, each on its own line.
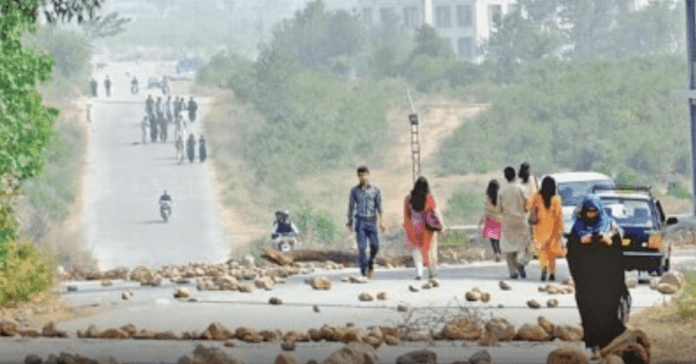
left=0, top=319, right=18, bottom=336
left=321, top=342, right=379, bottom=364
left=546, top=347, right=589, bottom=364
left=395, top=349, right=436, bottom=364
left=468, top=350, right=492, bottom=364
left=441, top=315, right=482, bottom=340
left=499, top=280, right=512, bottom=290
left=269, top=297, right=283, bottom=305
left=275, top=354, right=299, bottom=364
left=255, top=276, right=274, bottom=290
left=554, top=325, right=584, bottom=342
left=309, top=276, right=332, bottom=290
left=174, top=287, right=192, bottom=299
left=659, top=271, right=685, bottom=289
left=483, top=317, right=515, bottom=342
left=358, top=293, right=374, bottom=302
left=516, top=323, right=550, bottom=341
left=237, top=283, right=255, bottom=293
left=599, top=329, right=651, bottom=364
left=527, top=299, right=541, bottom=309
left=656, top=283, right=679, bottom=294
left=201, top=322, right=234, bottom=341
left=42, top=321, right=67, bottom=338
left=600, top=354, right=625, bottom=364
left=538, top=316, right=555, bottom=335
left=100, top=328, right=130, bottom=339
left=190, top=344, right=245, bottom=364
left=465, top=291, right=482, bottom=302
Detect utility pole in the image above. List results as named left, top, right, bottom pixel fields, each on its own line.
left=686, top=0, right=696, bottom=213
left=407, top=89, right=421, bottom=183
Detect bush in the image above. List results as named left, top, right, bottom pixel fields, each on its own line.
left=676, top=272, right=696, bottom=319
left=294, top=204, right=340, bottom=247
left=443, top=190, right=485, bottom=225
left=0, top=241, right=54, bottom=307
left=440, top=230, right=471, bottom=249
left=668, top=182, right=692, bottom=200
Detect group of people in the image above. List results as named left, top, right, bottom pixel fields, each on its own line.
left=176, top=133, right=207, bottom=164
left=89, top=76, right=111, bottom=97
left=143, top=95, right=198, bottom=144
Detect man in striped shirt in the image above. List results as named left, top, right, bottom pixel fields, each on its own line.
left=346, top=165, right=385, bottom=278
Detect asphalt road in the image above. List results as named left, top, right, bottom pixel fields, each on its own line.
left=82, top=61, right=230, bottom=270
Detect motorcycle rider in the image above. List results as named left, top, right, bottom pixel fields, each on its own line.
left=159, top=190, right=172, bottom=220
left=271, top=210, right=300, bottom=251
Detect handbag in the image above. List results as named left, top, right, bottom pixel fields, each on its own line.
left=527, top=206, right=539, bottom=226
left=425, top=210, right=443, bottom=231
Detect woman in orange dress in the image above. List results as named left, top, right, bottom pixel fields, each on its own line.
left=527, top=176, right=564, bottom=281
left=403, top=177, right=442, bottom=279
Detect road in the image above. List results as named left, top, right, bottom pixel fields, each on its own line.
left=83, top=61, right=230, bottom=270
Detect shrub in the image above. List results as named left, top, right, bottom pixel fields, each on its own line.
left=443, top=190, right=485, bottom=225
left=294, top=204, right=340, bottom=247
left=0, top=241, right=54, bottom=307
left=676, top=272, right=696, bottom=319
left=668, top=182, right=692, bottom=200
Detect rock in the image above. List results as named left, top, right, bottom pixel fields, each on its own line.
left=649, top=277, right=660, bottom=290
left=255, top=276, right=274, bottom=290
left=321, top=342, right=379, bottom=364
left=516, top=323, right=550, bottom=341
left=242, top=255, right=256, bottom=267
left=313, top=305, right=321, bottom=313
left=358, top=293, right=374, bottom=302
left=275, top=353, right=299, bottom=364
left=538, top=316, right=555, bottom=335
left=409, top=285, right=419, bottom=292
left=547, top=299, right=559, bottom=308
left=397, top=304, right=410, bottom=312
left=120, top=324, right=137, bottom=337
left=224, top=340, right=236, bottom=347
left=241, top=333, right=264, bottom=343
left=66, top=285, right=78, bottom=292
left=384, top=335, right=400, bottom=345
left=281, top=340, right=296, bottom=351
left=657, top=283, right=679, bottom=294
left=101, top=279, right=113, bottom=287
left=469, top=350, right=492, bottom=364
left=0, top=318, right=18, bottom=336
left=625, top=277, right=638, bottom=289
left=659, top=271, right=685, bottom=289
left=121, top=291, right=131, bottom=300
left=546, top=347, right=589, bottom=364
left=538, top=285, right=548, bottom=292
left=527, top=299, right=541, bottom=309
left=554, top=325, right=584, bottom=342
left=465, top=291, right=482, bottom=302
left=363, top=335, right=383, bottom=349
left=499, top=280, right=511, bottom=290
left=349, top=276, right=368, bottom=284
left=562, top=276, right=574, bottom=286
left=484, top=317, right=515, bottom=342
left=238, top=283, right=255, bottom=293
left=480, top=292, right=491, bottom=303
left=601, top=355, right=625, bottom=364
left=154, top=331, right=180, bottom=340
left=174, top=287, right=191, bottom=299
left=133, top=329, right=157, bottom=340
left=100, top=328, right=130, bottom=339
left=441, top=315, right=482, bottom=340
left=259, top=329, right=283, bottom=342
left=202, top=322, right=234, bottom=341
left=309, top=276, right=332, bottom=290
left=42, top=321, right=67, bottom=338
left=421, top=283, right=432, bottom=290
left=18, top=327, right=41, bottom=338
left=376, top=292, right=388, bottom=300
left=428, top=278, right=440, bottom=288
left=599, top=328, right=651, bottom=364
left=269, top=297, right=283, bottom=305
left=192, top=343, right=244, bottom=364
left=24, top=354, right=42, bottom=364
left=395, top=349, right=436, bottom=364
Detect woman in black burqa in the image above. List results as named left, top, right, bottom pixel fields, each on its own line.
left=566, top=195, right=630, bottom=355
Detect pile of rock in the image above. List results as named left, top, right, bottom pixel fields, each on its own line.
left=438, top=315, right=583, bottom=343
left=548, top=328, right=651, bottom=364
left=537, top=283, right=574, bottom=295
left=465, top=287, right=491, bottom=302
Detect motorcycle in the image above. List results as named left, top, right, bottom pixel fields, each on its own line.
left=160, top=201, right=172, bottom=222
left=131, top=83, right=139, bottom=95
left=271, top=232, right=298, bottom=252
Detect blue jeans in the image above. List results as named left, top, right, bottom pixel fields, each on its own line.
left=355, top=218, right=380, bottom=274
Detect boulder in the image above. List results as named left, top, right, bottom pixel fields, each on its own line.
left=538, top=316, right=555, bottom=335
left=191, top=344, right=245, bottom=364
left=24, top=354, right=42, bottom=364
left=397, top=304, right=410, bottom=312
left=363, top=335, right=383, bottom=349
left=599, top=329, right=651, bottom=364
left=395, top=349, right=436, bottom=364
left=269, top=297, right=283, bottom=305
left=499, top=280, right=512, bottom=290
left=313, top=304, right=321, bottom=313
left=625, top=277, right=638, bottom=289
left=309, top=276, right=332, bottom=290
left=469, top=350, right=492, bottom=364
left=255, top=276, right=274, bottom=290
left=174, top=287, right=192, bottom=299
left=527, top=299, right=541, bottom=309
left=441, top=315, right=482, bottom=340
left=656, top=283, right=679, bottom=294
left=0, top=319, right=18, bottom=336
left=376, top=292, right=388, bottom=300
left=480, top=292, right=491, bottom=303
left=649, top=277, right=660, bottom=290
left=202, top=322, right=234, bottom=341
left=516, top=323, right=550, bottom=341
left=358, top=293, right=374, bottom=302
left=409, top=285, right=419, bottom=292
left=659, top=271, right=685, bottom=289
left=241, top=333, right=264, bottom=343
left=600, top=354, right=625, bottom=364
left=100, top=328, right=130, bottom=339
left=281, top=340, right=296, bottom=351
left=554, top=325, right=584, bottom=342
left=547, top=299, right=559, bottom=308
left=237, top=283, right=255, bottom=293
left=465, top=291, right=482, bottom=302
left=483, top=317, right=515, bottom=342
left=259, top=329, right=283, bottom=342
left=321, top=342, right=379, bottom=364
left=546, top=347, right=589, bottom=364
left=242, top=255, right=256, bottom=267
left=120, top=324, right=137, bottom=337
left=121, top=291, right=132, bottom=300
left=275, top=354, right=299, bottom=364
left=42, top=321, right=67, bottom=338
left=384, top=335, right=400, bottom=345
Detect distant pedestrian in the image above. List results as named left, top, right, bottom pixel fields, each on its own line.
left=104, top=75, right=111, bottom=97
left=527, top=176, right=564, bottom=281
left=186, top=134, right=196, bottom=163
left=496, top=166, right=530, bottom=279
left=346, top=165, right=385, bottom=278
left=403, top=176, right=443, bottom=280
left=90, top=78, right=98, bottom=97
left=188, top=97, right=198, bottom=122
left=145, top=94, right=155, bottom=119
left=141, top=116, right=149, bottom=144
left=480, top=179, right=502, bottom=262
left=165, top=95, right=173, bottom=123
left=199, top=135, right=207, bottom=162
left=517, top=161, right=538, bottom=269
left=173, top=96, right=181, bottom=117
left=566, top=195, right=630, bottom=357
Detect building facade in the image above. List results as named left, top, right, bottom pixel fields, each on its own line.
left=356, top=0, right=519, bottom=59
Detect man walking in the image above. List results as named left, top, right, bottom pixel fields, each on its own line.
left=497, top=166, right=530, bottom=279
left=346, top=166, right=385, bottom=278
left=104, top=75, right=111, bottom=97
left=188, top=97, right=198, bottom=122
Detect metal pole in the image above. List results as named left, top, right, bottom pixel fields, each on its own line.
left=687, top=0, right=696, bottom=213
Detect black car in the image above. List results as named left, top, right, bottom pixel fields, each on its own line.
left=594, top=186, right=678, bottom=276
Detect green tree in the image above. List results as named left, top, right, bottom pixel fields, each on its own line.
left=410, top=25, right=454, bottom=60
left=80, top=11, right=131, bottom=40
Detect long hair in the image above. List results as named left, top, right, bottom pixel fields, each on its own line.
left=486, top=179, right=499, bottom=206
left=519, top=162, right=530, bottom=183
left=410, top=176, right=430, bottom=212
left=540, top=176, right=556, bottom=210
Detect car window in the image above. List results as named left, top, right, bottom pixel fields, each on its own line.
left=598, top=197, right=654, bottom=228
left=557, top=180, right=614, bottom=207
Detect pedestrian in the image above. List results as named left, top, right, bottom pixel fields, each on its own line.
left=90, top=78, right=98, bottom=97
left=173, top=96, right=181, bottom=117
left=188, top=97, right=198, bottom=122
left=496, top=166, right=530, bottom=279
left=199, top=135, right=207, bottom=162
left=479, top=179, right=502, bottom=262
left=104, top=75, right=111, bottom=97
left=145, top=94, right=155, bottom=119
left=158, top=112, right=168, bottom=142
left=141, top=116, right=149, bottom=144
left=517, top=161, right=538, bottom=269
left=155, top=96, right=162, bottom=117
left=186, top=134, right=196, bottom=163
left=166, top=95, right=173, bottom=123
left=566, top=194, right=630, bottom=358
left=346, top=165, right=385, bottom=278
left=527, top=176, right=564, bottom=281
left=403, top=176, right=443, bottom=280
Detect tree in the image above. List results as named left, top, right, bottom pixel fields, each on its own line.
left=80, top=11, right=131, bottom=39
left=0, top=0, right=103, bottom=255
left=410, top=25, right=454, bottom=60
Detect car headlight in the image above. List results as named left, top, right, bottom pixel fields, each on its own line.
left=648, top=232, right=662, bottom=250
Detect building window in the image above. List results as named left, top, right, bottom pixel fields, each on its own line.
left=403, top=6, right=420, bottom=28
left=435, top=6, right=452, bottom=28
left=362, top=7, right=373, bottom=24
left=380, top=7, right=394, bottom=25
left=458, top=37, right=473, bottom=57
left=456, top=4, right=472, bottom=28
left=488, top=4, right=502, bottom=28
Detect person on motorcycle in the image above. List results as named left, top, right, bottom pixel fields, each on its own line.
left=131, top=76, right=138, bottom=92
left=271, top=210, right=300, bottom=251
left=159, top=190, right=172, bottom=221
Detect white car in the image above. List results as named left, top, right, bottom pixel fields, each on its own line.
left=544, top=171, right=615, bottom=234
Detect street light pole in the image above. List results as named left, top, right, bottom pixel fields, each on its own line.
left=686, top=0, right=696, bottom=213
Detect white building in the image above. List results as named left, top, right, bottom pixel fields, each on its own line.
left=357, top=0, right=519, bottom=58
